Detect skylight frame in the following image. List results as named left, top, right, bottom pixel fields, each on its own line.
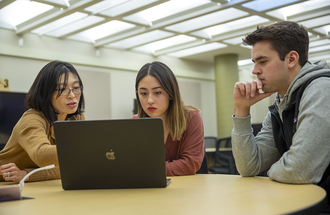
left=106, top=30, right=175, bottom=49
left=191, top=15, right=269, bottom=39
left=313, top=25, right=330, bottom=36
left=242, top=0, right=300, bottom=12
left=0, top=1, right=53, bottom=29
left=165, top=7, right=249, bottom=33
left=85, top=0, right=159, bottom=17
left=223, top=35, right=245, bottom=45
left=122, top=0, right=212, bottom=25
left=309, top=44, right=330, bottom=53
left=67, top=20, right=136, bottom=43
left=132, top=35, right=198, bottom=54
left=31, top=12, right=91, bottom=36
left=299, top=15, right=330, bottom=28
left=166, top=42, right=227, bottom=58
left=266, top=0, right=330, bottom=20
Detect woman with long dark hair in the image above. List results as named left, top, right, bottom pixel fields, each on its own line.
left=0, top=60, right=85, bottom=183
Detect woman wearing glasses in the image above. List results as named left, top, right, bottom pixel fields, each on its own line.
left=0, top=60, right=85, bottom=183
left=132, top=61, right=204, bottom=176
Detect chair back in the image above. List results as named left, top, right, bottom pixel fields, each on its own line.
left=204, top=136, right=217, bottom=149
left=196, top=151, right=208, bottom=174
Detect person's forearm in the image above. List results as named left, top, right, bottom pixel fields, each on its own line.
left=234, top=105, right=250, bottom=117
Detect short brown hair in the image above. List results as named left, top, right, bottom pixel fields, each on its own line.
left=243, top=21, right=309, bottom=67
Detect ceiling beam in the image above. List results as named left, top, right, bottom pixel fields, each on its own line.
left=15, top=0, right=103, bottom=35
left=153, top=39, right=206, bottom=56
left=0, top=0, right=15, bottom=10
left=33, top=0, right=70, bottom=9
left=58, top=0, right=170, bottom=39
left=94, top=26, right=147, bottom=47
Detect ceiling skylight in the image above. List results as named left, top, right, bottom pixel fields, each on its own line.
left=167, top=42, right=227, bottom=57
left=0, top=0, right=53, bottom=29
left=242, top=0, right=300, bottom=12
left=43, top=0, right=70, bottom=7
left=42, top=15, right=105, bottom=37
left=165, top=8, right=248, bottom=33
left=238, top=59, right=253, bottom=66
left=32, top=12, right=89, bottom=36
left=223, top=35, right=245, bottom=45
left=309, top=39, right=330, bottom=48
left=106, top=30, right=174, bottom=49
left=191, top=15, right=269, bottom=39
left=313, top=25, right=330, bottom=36
left=132, top=35, right=197, bottom=54
left=309, top=44, right=330, bottom=53
left=68, top=20, right=136, bottom=43
left=123, top=0, right=212, bottom=25
left=299, top=15, right=330, bottom=28
left=85, top=0, right=159, bottom=17
left=240, top=44, right=252, bottom=49
left=266, top=0, right=330, bottom=20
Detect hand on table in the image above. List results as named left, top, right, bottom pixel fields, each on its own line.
left=0, top=163, right=29, bottom=183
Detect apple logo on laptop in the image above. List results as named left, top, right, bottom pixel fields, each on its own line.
left=106, top=149, right=115, bottom=160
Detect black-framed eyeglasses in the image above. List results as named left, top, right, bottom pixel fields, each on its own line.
left=57, top=86, right=83, bottom=96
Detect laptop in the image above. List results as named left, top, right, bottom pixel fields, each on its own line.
left=54, top=118, right=170, bottom=190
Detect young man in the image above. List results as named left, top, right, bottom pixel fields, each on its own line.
left=232, top=21, right=330, bottom=204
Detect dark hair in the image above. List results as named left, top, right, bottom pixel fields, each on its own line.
left=243, top=21, right=309, bottom=67
left=135, top=61, right=199, bottom=141
left=25, top=60, right=85, bottom=123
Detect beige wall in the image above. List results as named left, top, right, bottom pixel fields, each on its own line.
left=0, top=28, right=273, bottom=137
left=0, top=28, right=219, bottom=136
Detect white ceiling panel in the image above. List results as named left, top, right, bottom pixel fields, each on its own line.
left=167, top=42, right=227, bottom=57
left=133, top=35, right=197, bottom=54
left=0, top=0, right=329, bottom=64
left=242, top=0, right=300, bottom=12
left=68, top=20, right=136, bottom=43
left=85, top=0, right=159, bottom=17
left=106, top=30, right=174, bottom=49
left=123, top=0, right=212, bottom=25
left=191, top=15, right=269, bottom=39
left=0, top=0, right=53, bottom=29
left=266, top=0, right=330, bottom=20
left=165, top=7, right=248, bottom=33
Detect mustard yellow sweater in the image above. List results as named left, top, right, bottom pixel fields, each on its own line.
left=0, top=109, right=85, bottom=182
